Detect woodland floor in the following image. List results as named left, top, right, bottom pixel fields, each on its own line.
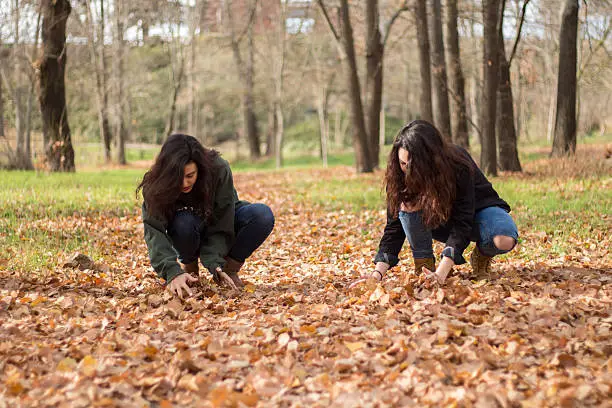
left=0, top=150, right=611, bottom=407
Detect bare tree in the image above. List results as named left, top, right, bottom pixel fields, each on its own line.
left=39, top=0, right=75, bottom=171
left=551, top=0, right=579, bottom=157
left=414, top=0, right=433, bottom=123
left=480, top=0, right=501, bottom=175
left=497, top=0, right=529, bottom=171
left=273, top=0, right=288, bottom=169
left=83, top=0, right=112, bottom=162
left=114, top=0, right=127, bottom=164
left=0, top=0, right=34, bottom=169
left=224, top=0, right=261, bottom=159
left=318, top=0, right=408, bottom=172
left=429, top=0, right=452, bottom=141
left=445, top=0, right=468, bottom=148
left=163, top=2, right=186, bottom=141
left=318, top=0, right=373, bottom=172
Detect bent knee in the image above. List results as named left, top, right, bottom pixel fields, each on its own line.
left=493, top=235, right=516, bottom=252
left=252, top=204, right=275, bottom=229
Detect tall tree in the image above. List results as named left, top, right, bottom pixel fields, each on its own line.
left=445, top=0, right=469, bottom=148
left=429, top=0, right=452, bottom=141
left=114, top=0, right=127, bottom=164
left=318, top=0, right=373, bottom=172
left=364, top=0, right=383, bottom=167
left=273, top=0, right=287, bottom=169
left=84, top=0, right=112, bottom=163
left=318, top=0, right=408, bottom=172
left=39, top=0, right=75, bottom=171
left=163, top=2, right=186, bottom=141
left=497, top=0, right=529, bottom=172
left=551, top=0, right=579, bottom=157
left=414, top=0, right=433, bottom=123
left=225, top=0, right=261, bottom=159
left=480, top=0, right=501, bottom=175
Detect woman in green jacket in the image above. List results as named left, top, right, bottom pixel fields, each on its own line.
left=137, top=134, right=274, bottom=298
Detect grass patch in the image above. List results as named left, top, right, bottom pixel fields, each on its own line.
left=0, top=170, right=145, bottom=270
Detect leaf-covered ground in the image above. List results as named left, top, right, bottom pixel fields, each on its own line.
left=1, top=159, right=611, bottom=407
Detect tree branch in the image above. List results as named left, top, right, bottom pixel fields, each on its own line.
left=316, top=0, right=340, bottom=42
left=236, top=0, right=258, bottom=44
left=508, top=0, right=530, bottom=65
left=382, top=0, right=409, bottom=47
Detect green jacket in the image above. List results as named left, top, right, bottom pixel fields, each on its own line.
left=142, top=156, right=249, bottom=283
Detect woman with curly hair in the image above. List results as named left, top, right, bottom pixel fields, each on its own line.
left=137, top=134, right=274, bottom=298
left=352, top=120, right=518, bottom=286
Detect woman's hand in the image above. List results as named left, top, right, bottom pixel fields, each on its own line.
left=348, top=262, right=389, bottom=289
left=348, top=270, right=383, bottom=289
left=215, top=267, right=238, bottom=290
left=422, top=256, right=454, bottom=285
left=167, top=273, right=198, bottom=299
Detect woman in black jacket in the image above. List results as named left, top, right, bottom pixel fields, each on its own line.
left=352, top=120, right=518, bottom=287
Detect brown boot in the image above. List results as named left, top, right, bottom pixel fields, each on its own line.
left=470, top=246, right=493, bottom=279
left=222, top=257, right=245, bottom=289
left=414, top=258, right=435, bottom=275
left=180, top=261, right=198, bottom=275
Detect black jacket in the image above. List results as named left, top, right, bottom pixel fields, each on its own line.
left=374, top=146, right=510, bottom=266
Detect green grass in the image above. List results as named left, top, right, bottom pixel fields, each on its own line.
left=1, top=150, right=610, bottom=271
left=0, top=170, right=145, bottom=270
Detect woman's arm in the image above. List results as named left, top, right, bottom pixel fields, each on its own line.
left=199, top=160, right=238, bottom=274
left=142, top=204, right=184, bottom=283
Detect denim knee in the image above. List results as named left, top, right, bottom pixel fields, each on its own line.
left=475, top=206, right=518, bottom=257
left=248, top=203, right=275, bottom=234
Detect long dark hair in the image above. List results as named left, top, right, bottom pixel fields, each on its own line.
left=136, top=134, right=219, bottom=221
left=384, top=120, right=472, bottom=228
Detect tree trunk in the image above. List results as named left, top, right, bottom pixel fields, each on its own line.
left=445, top=0, right=468, bottom=148
left=496, top=5, right=521, bottom=172
left=497, top=40, right=521, bottom=171
left=25, top=8, right=42, bottom=167
left=273, top=0, right=287, bottom=169
left=85, top=0, right=112, bottom=163
left=334, top=104, right=343, bottom=147
left=114, top=0, right=127, bottom=164
left=365, top=0, right=383, bottom=168
left=39, top=0, right=75, bottom=172
left=414, top=0, right=433, bottom=123
left=317, top=79, right=332, bottom=167
left=165, top=66, right=184, bottom=139
left=339, top=0, right=373, bottom=173
left=479, top=0, right=500, bottom=175
left=429, top=0, right=452, bottom=141
left=551, top=0, right=578, bottom=157
left=245, top=21, right=260, bottom=158
left=0, top=75, right=4, bottom=138
left=266, top=106, right=276, bottom=156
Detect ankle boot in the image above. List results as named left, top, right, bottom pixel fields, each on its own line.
left=470, top=246, right=493, bottom=279
left=414, top=258, right=435, bottom=274
left=180, top=261, right=199, bottom=275
left=223, top=257, right=245, bottom=288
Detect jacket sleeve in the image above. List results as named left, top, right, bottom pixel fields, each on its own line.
left=199, top=162, right=237, bottom=273
left=142, top=204, right=184, bottom=283
left=444, top=166, right=475, bottom=265
left=373, top=209, right=406, bottom=267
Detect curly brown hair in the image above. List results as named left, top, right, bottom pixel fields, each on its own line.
left=384, top=120, right=472, bottom=228
left=136, top=134, right=220, bottom=221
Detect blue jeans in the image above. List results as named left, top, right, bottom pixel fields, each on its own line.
left=168, top=203, right=275, bottom=265
left=399, top=206, right=518, bottom=262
